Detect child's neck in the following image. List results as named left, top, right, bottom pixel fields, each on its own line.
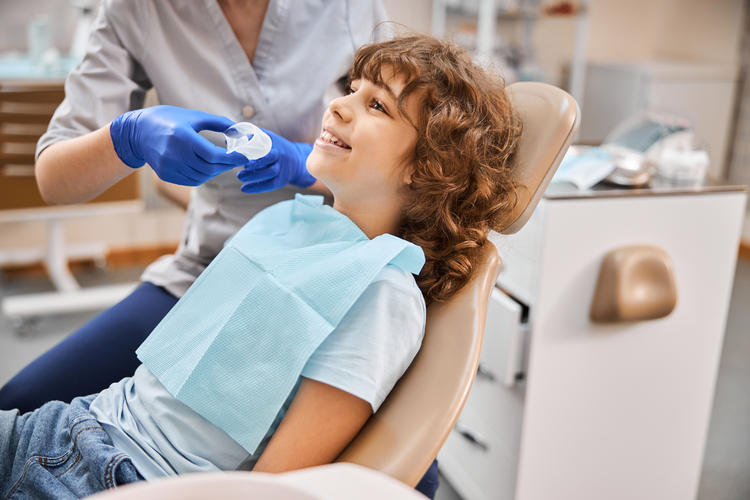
left=333, top=198, right=404, bottom=240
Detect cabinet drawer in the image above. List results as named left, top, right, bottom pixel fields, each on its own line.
left=480, top=288, right=524, bottom=387
left=440, top=404, right=519, bottom=500
left=463, top=374, right=524, bottom=460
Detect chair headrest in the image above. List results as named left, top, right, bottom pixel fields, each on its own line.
left=499, top=82, right=581, bottom=234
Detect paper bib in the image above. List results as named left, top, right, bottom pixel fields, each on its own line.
left=137, top=194, right=424, bottom=453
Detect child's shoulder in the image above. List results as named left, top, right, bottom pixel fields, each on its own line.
left=370, top=265, right=425, bottom=311
left=372, top=264, right=418, bottom=287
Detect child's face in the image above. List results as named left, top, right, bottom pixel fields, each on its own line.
left=307, top=67, right=419, bottom=205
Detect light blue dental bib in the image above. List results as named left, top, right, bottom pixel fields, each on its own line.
left=136, top=194, right=425, bottom=454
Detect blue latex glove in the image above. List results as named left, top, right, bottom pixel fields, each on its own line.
left=110, top=105, right=249, bottom=186
left=236, top=129, right=316, bottom=193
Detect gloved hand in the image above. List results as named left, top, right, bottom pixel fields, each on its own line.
left=236, top=128, right=316, bottom=193
left=110, top=105, right=249, bottom=186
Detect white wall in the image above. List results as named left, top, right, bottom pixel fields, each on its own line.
left=587, top=0, right=743, bottom=65
left=383, top=0, right=433, bottom=32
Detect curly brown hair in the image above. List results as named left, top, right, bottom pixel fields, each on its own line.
left=349, top=34, right=522, bottom=304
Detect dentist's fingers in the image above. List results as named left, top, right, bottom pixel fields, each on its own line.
left=237, top=164, right=281, bottom=183
left=240, top=149, right=281, bottom=170
left=192, top=136, right=250, bottom=167
left=188, top=112, right=238, bottom=134
left=155, top=165, right=205, bottom=186
left=240, top=177, right=286, bottom=194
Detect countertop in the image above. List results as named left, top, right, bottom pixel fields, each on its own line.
left=544, top=177, right=747, bottom=200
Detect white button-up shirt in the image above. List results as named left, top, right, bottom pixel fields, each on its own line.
left=38, top=0, right=387, bottom=297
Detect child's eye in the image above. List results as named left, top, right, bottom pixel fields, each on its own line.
left=371, top=98, right=386, bottom=113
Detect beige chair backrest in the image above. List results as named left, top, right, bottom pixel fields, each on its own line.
left=335, top=82, right=580, bottom=486
left=500, top=82, right=581, bottom=234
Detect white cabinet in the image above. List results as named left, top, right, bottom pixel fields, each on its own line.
left=439, top=182, right=747, bottom=500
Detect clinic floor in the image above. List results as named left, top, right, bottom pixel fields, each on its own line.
left=1, top=260, right=749, bottom=500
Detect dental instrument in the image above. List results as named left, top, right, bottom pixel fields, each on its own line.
left=223, top=122, right=272, bottom=160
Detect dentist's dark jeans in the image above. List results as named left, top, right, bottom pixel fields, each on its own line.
left=0, top=283, right=177, bottom=414
left=0, top=282, right=439, bottom=498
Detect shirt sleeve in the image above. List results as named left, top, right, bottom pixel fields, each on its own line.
left=36, top=0, right=152, bottom=159
left=300, top=266, right=426, bottom=412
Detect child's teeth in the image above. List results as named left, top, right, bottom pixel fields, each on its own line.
left=321, top=130, right=346, bottom=148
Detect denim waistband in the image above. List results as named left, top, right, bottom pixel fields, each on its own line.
left=66, top=396, right=142, bottom=490
left=1, top=396, right=142, bottom=500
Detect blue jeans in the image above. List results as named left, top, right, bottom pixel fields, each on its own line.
left=0, top=282, right=440, bottom=498
left=0, top=396, right=142, bottom=499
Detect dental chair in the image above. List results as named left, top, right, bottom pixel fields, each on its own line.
left=334, top=81, right=580, bottom=484
left=91, top=82, right=580, bottom=499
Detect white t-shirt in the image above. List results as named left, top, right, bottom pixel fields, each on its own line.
left=90, top=266, right=425, bottom=479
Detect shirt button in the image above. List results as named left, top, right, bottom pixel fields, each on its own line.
left=242, top=105, right=255, bottom=118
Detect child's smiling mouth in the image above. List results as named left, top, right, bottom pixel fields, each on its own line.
left=319, top=128, right=351, bottom=149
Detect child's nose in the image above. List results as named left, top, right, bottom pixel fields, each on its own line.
left=329, top=95, right=354, bottom=122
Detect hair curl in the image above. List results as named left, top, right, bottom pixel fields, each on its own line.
left=350, top=34, right=522, bottom=304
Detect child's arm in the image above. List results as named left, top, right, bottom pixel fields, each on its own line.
left=252, top=377, right=372, bottom=472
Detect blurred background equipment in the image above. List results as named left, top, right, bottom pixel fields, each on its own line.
left=0, top=82, right=139, bottom=210
left=0, top=81, right=142, bottom=334
left=0, top=0, right=160, bottom=333
left=69, top=0, right=96, bottom=60
left=576, top=60, right=737, bottom=179
left=553, top=108, right=711, bottom=189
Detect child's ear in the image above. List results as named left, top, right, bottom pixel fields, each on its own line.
left=398, top=159, right=415, bottom=185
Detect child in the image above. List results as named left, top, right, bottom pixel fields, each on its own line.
left=0, top=33, right=520, bottom=499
